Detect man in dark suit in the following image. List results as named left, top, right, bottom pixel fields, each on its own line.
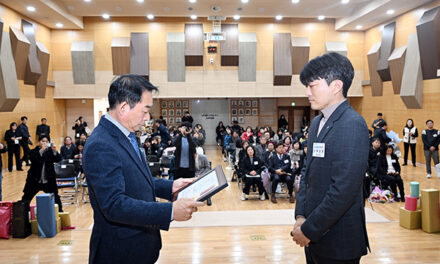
left=268, top=142, right=293, bottom=203
left=17, top=116, right=33, bottom=166
left=83, top=74, right=204, bottom=264
left=36, top=118, right=51, bottom=140
left=293, top=53, right=370, bottom=264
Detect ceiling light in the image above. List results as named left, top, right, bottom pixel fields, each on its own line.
left=189, top=0, right=197, bottom=3
left=190, top=14, right=197, bottom=20
left=147, top=14, right=154, bottom=20
left=275, top=15, right=283, bottom=21
left=26, top=6, right=36, bottom=12
left=341, top=0, right=349, bottom=4
left=291, top=0, right=300, bottom=3
left=356, top=25, right=363, bottom=30
left=318, top=15, right=325, bottom=20
left=387, top=9, right=395, bottom=15
left=233, top=15, right=240, bottom=20
left=102, top=13, right=110, bottom=19
left=241, top=0, right=249, bottom=3
left=56, top=23, right=64, bottom=28
left=137, top=0, right=144, bottom=3
left=83, top=0, right=92, bottom=2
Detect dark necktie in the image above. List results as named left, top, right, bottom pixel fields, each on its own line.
left=128, top=133, right=141, bottom=160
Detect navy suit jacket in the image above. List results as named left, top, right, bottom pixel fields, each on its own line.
left=295, top=101, right=370, bottom=260
left=84, top=117, right=174, bottom=264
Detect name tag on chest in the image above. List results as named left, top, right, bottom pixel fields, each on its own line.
left=312, top=143, right=325, bottom=158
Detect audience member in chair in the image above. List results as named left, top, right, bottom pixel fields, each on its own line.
left=368, top=137, right=381, bottom=181
left=378, top=145, right=405, bottom=202
left=289, top=141, right=303, bottom=175
left=254, top=137, right=268, bottom=161
left=61, top=136, right=76, bottom=160
left=373, top=121, right=391, bottom=154
left=263, top=141, right=276, bottom=167
left=194, top=152, right=210, bottom=177
left=269, top=142, right=294, bottom=203
left=241, top=145, right=265, bottom=201
left=22, top=135, right=63, bottom=212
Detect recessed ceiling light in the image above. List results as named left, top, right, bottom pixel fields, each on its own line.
left=241, top=0, right=249, bottom=3
left=275, top=15, right=283, bottom=21
left=102, top=13, right=110, bottom=19
left=387, top=9, right=395, bottom=15
left=356, top=25, right=363, bottom=30
left=318, top=15, right=325, bottom=20
left=136, top=0, right=144, bottom=3
left=292, top=0, right=300, bottom=3
left=189, top=0, right=197, bottom=3
left=56, top=23, right=64, bottom=28
left=27, top=6, right=36, bottom=12
left=147, top=14, right=154, bottom=20
left=190, top=14, right=198, bottom=20
left=341, top=0, right=349, bottom=4
left=83, top=0, right=91, bottom=2
left=233, top=15, right=240, bottom=20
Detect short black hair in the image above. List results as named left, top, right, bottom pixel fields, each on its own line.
left=41, top=118, right=47, bottom=121
left=426, top=119, right=434, bottom=124
left=371, top=137, right=380, bottom=143
left=300, top=52, right=354, bottom=97
left=276, top=142, right=284, bottom=148
left=10, top=122, right=17, bottom=129
left=245, top=145, right=256, bottom=157
left=386, top=145, right=394, bottom=151
left=108, top=74, right=158, bottom=110
left=38, top=135, right=49, bottom=141
left=21, top=116, right=27, bottom=121
left=377, top=113, right=383, bottom=116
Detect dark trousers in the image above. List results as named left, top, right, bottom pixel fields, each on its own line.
left=174, top=168, right=195, bottom=180
left=20, top=143, right=30, bottom=165
left=271, top=174, right=293, bottom=195
left=382, top=174, right=405, bottom=199
left=22, top=180, right=63, bottom=212
left=8, top=147, right=22, bottom=171
left=243, top=176, right=265, bottom=195
left=305, top=247, right=361, bottom=264
left=403, top=143, right=416, bottom=165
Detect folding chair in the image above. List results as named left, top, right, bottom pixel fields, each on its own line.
left=148, top=162, right=162, bottom=177
left=55, top=163, right=79, bottom=205
left=146, top=155, right=159, bottom=162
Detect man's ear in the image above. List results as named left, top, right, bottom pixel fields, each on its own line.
left=117, top=102, right=130, bottom=118
left=330, top=80, right=343, bottom=96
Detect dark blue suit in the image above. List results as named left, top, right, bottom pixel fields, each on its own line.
left=295, top=101, right=370, bottom=261
left=84, top=116, right=174, bottom=264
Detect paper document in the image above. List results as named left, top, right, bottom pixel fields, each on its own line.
left=177, top=170, right=219, bottom=200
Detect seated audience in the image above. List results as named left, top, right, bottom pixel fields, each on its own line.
left=373, top=120, right=391, bottom=153
left=241, top=126, right=253, bottom=142
left=378, top=145, right=405, bottom=202
left=289, top=141, right=303, bottom=175
left=75, top=132, right=88, bottom=146
left=195, top=152, right=210, bottom=177
left=263, top=141, right=276, bottom=167
left=241, top=145, right=265, bottom=201
left=268, top=143, right=294, bottom=203
left=254, top=137, right=268, bottom=161
left=60, top=136, right=76, bottom=160
left=283, top=136, right=293, bottom=154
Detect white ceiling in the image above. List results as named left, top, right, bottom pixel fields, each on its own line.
left=0, top=0, right=435, bottom=30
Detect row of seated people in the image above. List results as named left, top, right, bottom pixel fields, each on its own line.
left=235, top=139, right=307, bottom=204
left=367, top=137, right=405, bottom=202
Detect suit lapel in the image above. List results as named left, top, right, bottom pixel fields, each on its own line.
left=315, top=101, right=350, bottom=143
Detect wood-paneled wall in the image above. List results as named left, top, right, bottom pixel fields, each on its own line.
left=0, top=4, right=66, bottom=170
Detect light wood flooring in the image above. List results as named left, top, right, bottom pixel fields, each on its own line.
left=0, top=145, right=439, bottom=263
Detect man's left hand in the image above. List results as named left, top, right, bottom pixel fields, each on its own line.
left=172, top=178, right=196, bottom=193
left=291, top=226, right=310, bottom=247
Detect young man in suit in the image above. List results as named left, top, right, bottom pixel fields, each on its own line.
left=268, top=142, right=293, bottom=203
left=292, top=52, right=370, bottom=264
left=83, top=74, right=204, bottom=264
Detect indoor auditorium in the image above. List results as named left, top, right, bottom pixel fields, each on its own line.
left=0, top=0, right=439, bottom=263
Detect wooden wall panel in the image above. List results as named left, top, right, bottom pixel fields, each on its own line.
left=239, top=33, right=257, bottom=82
left=111, top=37, right=130, bottom=75
left=0, top=31, right=20, bottom=111
left=388, top=46, right=407, bottom=95
left=9, top=26, right=29, bottom=80
left=184, top=23, right=203, bottom=66
left=71, top=41, right=95, bottom=84
left=220, top=24, right=239, bottom=66
left=167, top=33, right=185, bottom=82
left=22, top=19, right=42, bottom=85
left=273, top=33, right=292, bottom=86
left=416, top=6, right=440, bottom=80
left=400, top=33, right=423, bottom=109
left=377, top=22, right=396, bottom=82
left=35, top=42, right=50, bottom=98
left=367, top=42, right=383, bottom=96
left=325, top=41, right=347, bottom=57
left=291, top=37, right=310, bottom=75
left=130, top=33, right=149, bottom=79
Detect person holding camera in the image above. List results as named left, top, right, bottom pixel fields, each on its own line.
left=21, top=135, right=63, bottom=212
left=173, top=122, right=196, bottom=180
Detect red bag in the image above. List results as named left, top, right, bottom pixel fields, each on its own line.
left=0, top=204, right=12, bottom=239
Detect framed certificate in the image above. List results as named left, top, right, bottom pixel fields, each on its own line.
left=174, top=166, right=228, bottom=202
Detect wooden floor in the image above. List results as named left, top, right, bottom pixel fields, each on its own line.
left=1, top=145, right=439, bottom=263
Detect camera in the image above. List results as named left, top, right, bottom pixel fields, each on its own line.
left=185, top=126, right=191, bottom=133
left=46, top=142, right=51, bottom=148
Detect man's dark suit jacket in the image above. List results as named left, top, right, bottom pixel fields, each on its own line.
left=83, top=117, right=174, bottom=264
left=295, top=100, right=370, bottom=260
left=268, top=153, right=292, bottom=177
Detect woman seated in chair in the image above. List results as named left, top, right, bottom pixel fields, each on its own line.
left=22, top=135, right=63, bottom=212
left=241, top=145, right=265, bottom=201
left=236, top=141, right=250, bottom=180
left=378, top=145, right=405, bottom=202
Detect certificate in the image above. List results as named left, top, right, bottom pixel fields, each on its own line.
left=175, top=166, right=228, bottom=202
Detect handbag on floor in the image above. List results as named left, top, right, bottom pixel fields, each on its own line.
left=435, top=163, right=440, bottom=177
left=0, top=202, right=13, bottom=239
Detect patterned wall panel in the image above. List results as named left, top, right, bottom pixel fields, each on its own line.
left=22, top=19, right=42, bottom=85
left=273, top=33, right=292, bottom=86
left=416, top=6, right=440, bottom=80
left=238, top=33, right=257, bottom=82
left=167, top=33, right=185, bottom=82
left=71, top=41, right=95, bottom=84
left=0, top=31, right=20, bottom=111
left=400, top=33, right=423, bottom=109
left=388, top=46, right=407, bottom=95
left=35, top=42, right=50, bottom=98
left=130, top=33, right=149, bottom=79
left=377, top=22, right=396, bottom=82
left=367, top=42, right=383, bottom=96
left=9, top=26, right=29, bottom=80
left=292, top=37, right=310, bottom=75
left=111, top=37, right=130, bottom=75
